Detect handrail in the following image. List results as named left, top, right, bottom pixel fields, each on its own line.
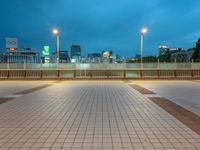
left=0, top=63, right=200, bottom=70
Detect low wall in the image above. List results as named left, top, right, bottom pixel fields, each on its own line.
left=0, top=69, right=200, bottom=80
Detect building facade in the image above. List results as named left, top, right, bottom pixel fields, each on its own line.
left=87, top=53, right=101, bottom=63
left=51, top=51, right=70, bottom=63
left=171, top=50, right=194, bottom=62
left=0, top=54, right=5, bottom=63
left=70, top=45, right=81, bottom=63
left=159, top=45, right=182, bottom=56
left=159, top=45, right=170, bottom=55
left=6, top=48, right=40, bottom=63
left=102, top=51, right=113, bottom=63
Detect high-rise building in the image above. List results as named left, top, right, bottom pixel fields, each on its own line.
left=70, top=45, right=81, bottom=63
left=87, top=53, right=101, bottom=63
left=102, top=51, right=113, bottom=63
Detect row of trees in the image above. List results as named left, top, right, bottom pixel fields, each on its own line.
left=192, top=38, right=200, bottom=62
left=126, top=38, right=200, bottom=63
left=158, top=38, right=200, bottom=62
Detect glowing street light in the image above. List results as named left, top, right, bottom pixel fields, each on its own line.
left=141, top=28, right=148, bottom=34
left=52, top=29, right=60, bottom=64
left=140, top=27, right=148, bottom=65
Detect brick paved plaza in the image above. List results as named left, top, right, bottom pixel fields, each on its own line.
left=0, top=81, right=200, bottom=150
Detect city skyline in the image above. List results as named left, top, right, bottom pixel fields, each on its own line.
left=0, top=0, right=200, bottom=57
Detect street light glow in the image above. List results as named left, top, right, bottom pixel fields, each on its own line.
left=53, top=29, right=59, bottom=35
left=140, top=27, right=148, bottom=65
left=52, top=28, right=60, bottom=64
left=141, top=28, right=148, bottom=34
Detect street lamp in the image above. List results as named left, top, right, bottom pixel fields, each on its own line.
left=140, top=27, right=148, bottom=65
left=53, top=29, right=60, bottom=64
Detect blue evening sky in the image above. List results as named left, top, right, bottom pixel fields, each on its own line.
left=0, top=0, right=200, bottom=57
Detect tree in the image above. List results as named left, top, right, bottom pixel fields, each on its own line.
left=192, top=38, right=200, bottom=62
left=159, top=54, right=171, bottom=62
left=143, top=56, right=158, bottom=63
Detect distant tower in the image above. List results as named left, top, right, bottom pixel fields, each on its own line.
left=70, top=45, right=81, bottom=62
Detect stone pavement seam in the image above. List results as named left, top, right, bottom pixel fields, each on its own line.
left=0, top=98, right=14, bottom=104
left=14, top=84, right=52, bottom=95
left=0, top=84, right=52, bottom=105
left=128, top=84, right=155, bottom=94
left=150, top=97, right=200, bottom=135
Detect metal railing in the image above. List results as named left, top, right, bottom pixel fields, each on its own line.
left=0, top=63, right=200, bottom=79
left=1, top=63, right=200, bottom=70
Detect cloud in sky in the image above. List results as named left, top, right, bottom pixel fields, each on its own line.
left=0, top=0, right=200, bottom=57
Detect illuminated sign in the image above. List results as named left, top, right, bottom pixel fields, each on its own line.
left=6, top=38, right=18, bottom=49
left=8, top=48, right=16, bottom=51
left=43, top=46, right=50, bottom=56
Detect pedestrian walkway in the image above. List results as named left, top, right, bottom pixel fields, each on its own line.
left=0, top=81, right=199, bottom=149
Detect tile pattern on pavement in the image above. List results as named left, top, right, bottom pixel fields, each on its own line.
left=0, top=84, right=52, bottom=105
left=123, top=80, right=132, bottom=83
left=0, top=83, right=199, bottom=149
left=150, top=97, right=200, bottom=135
left=0, top=98, right=13, bottom=104
left=128, top=84, right=156, bottom=94
left=14, top=84, right=52, bottom=95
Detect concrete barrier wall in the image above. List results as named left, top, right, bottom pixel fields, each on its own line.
left=0, top=69, right=200, bottom=79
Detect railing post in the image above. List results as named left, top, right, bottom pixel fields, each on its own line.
left=175, top=58, right=177, bottom=69
left=57, top=63, right=59, bottom=70
left=23, top=61, right=26, bottom=70
left=7, top=62, right=10, bottom=70
left=191, top=69, right=194, bottom=78
left=157, top=69, right=160, bottom=78
left=57, top=70, right=60, bottom=79
left=40, top=62, right=42, bottom=70
left=73, top=70, right=76, bottom=79
left=140, top=70, right=143, bottom=79
left=40, top=70, right=43, bottom=79
left=140, top=63, right=143, bottom=69
left=24, top=70, right=27, bottom=78
left=174, top=70, right=177, bottom=78
left=7, top=70, right=10, bottom=79
left=107, top=70, right=110, bottom=78
left=157, top=59, right=160, bottom=69
left=90, top=70, right=93, bottom=78
left=123, top=70, right=126, bottom=79
left=192, top=59, right=194, bottom=69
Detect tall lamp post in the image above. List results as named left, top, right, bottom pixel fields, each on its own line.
left=140, top=27, right=148, bottom=65
left=53, top=29, right=60, bottom=64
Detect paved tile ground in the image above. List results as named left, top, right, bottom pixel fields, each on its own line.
left=133, top=80, right=200, bottom=116
left=0, top=81, right=54, bottom=98
left=0, top=81, right=200, bottom=150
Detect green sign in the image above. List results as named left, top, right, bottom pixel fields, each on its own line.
left=43, top=46, right=50, bottom=56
